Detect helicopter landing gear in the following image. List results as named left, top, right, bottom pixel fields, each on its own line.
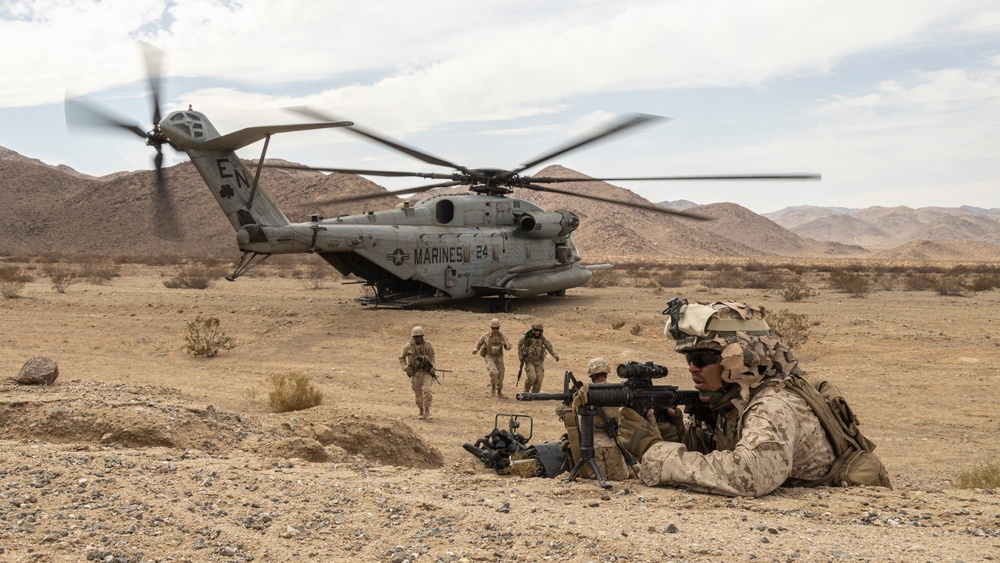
left=490, top=297, right=514, bottom=314
left=547, top=289, right=566, bottom=296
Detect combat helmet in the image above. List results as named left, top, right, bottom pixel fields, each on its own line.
left=411, top=326, right=425, bottom=337
left=490, top=318, right=501, bottom=328
left=586, top=357, right=611, bottom=378
left=662, top=297, right=800, bottom=392
left=531, top=322, right=543, bottom=331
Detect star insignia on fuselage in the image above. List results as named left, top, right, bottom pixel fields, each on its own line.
left=388, top=248, right=410, bottom=266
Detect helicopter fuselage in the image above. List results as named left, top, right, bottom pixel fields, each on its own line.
left=164, top=108, right=593, bottom=309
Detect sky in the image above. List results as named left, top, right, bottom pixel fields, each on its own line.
left=1, top=0, right=998, bottom=214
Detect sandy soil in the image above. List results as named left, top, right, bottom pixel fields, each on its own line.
left=1, top=264, right=999, bottom=562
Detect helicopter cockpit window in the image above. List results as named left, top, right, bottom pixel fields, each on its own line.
left=435, top=199, right=455, bottom=224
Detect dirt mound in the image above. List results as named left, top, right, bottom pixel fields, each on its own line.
left=0, top=381, right=442, bottom=469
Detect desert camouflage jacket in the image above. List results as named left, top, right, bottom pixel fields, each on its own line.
left=637, top=385, right=835, bottom=497
left=517, top=334, right=556, bottom=362
left=399, top=339, right=435, bottom=376
left=474, top=332, right=511, bottom=357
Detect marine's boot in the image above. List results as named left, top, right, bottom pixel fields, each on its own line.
left=418, top=406, right=425, bottom=419
left=496, top=387, right=504, bottom=399
left=424, top=405, right=431, bottom=419
left=490, top=385, right=496, bottom=397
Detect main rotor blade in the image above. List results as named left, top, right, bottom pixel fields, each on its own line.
left=286, top=106, right=477, bottom=175
left=265, top=162, right=456, bottom=180
left=65, top=97, right=148, bottom=140
left=529, top=173, right=822, bottom=183
left=311, top=181, right=463, bottom=207
left=521, top=182, right=710, bottom=221
left=139, top=41, right=165, bottom=127
left=512, top=113, right=666, bottom=175
left=151, top=151, right=183, bottom=240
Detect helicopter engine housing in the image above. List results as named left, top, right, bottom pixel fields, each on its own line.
left=516, top=210, right=580, bottom=239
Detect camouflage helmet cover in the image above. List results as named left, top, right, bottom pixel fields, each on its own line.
left=490, top=318, right=501, bottom=328
left=586, top=357, right=611, bottom=377
left=411, top=326, right=424, bottom=337
left=665, top=299, right=800, bottom=393
left=531, top=322, right=543, bottom=330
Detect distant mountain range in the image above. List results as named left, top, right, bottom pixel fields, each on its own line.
left=3, top=145, right=999, bottom=262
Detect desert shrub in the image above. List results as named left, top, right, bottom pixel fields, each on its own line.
left=302, top=265, right=328, bottom=290
left=933, top=275, right=967, bottom=297
left=629, top=324, right=642, bottom=336
left=267, top=373, right=323, bottom=413
left=50, top=269, right=79, bottom=294
left=902, top=272, right=938, bottom=292
left=655, top=270, right=686, bottom=288
left=164, top=264, right=219, bottom=289
left=954, top=462, right=1000, bottom=490
left=781, top=275, right=818, bottom=302
left=704, top=268, right=743, bottom=289
left=768, top=309, right=811, bottom=348
left=967, top=274, right=1000, bottom=292
left=184, top=315, right=236, bottom=357
left=589, top=269, right=622, bottom=288
left=80, top=263, right=120, bottom=285
left=611, top=321, right=626, bottom=330
left=0, top=265, right=32, bottom=299
left=826, top=271, right=870, bottom=298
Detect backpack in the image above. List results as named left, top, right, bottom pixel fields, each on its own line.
left=783, top=375, right=892, bottom=489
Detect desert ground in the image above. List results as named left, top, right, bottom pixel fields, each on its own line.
left=1, top=261, right=999, bottom=562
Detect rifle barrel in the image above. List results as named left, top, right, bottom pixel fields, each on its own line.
left=516, top=392, right=572, bottom=402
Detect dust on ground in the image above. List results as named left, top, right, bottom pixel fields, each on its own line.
left=1, top=265, right=998, bottom=561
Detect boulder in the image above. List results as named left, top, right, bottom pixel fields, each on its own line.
left=16, top=356, right=59, bottom=385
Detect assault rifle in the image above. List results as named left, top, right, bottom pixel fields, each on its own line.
left=516, top=361, right=702, bottom=488
left=414, top=355, right=450, bottom=384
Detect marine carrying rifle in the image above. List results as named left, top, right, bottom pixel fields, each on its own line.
left=414, top=355, right=450, bottom=384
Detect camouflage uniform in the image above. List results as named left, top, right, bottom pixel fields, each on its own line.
left=517, top=323, right=559, bottom=393
left=620, top=300, right=839, bottom=497
left=473, top=318, right=512, bottom=397
left=399, top=327, right=435, bottom=418
left=560, top=358, right=631, bottom=482
left=593, top=406, right=630, bottom=481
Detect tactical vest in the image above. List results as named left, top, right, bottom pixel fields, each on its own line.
left=709, top=376, right=891, bottom=489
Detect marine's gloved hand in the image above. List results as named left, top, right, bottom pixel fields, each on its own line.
left=553, top=354, right=560, bottom=362
left=404, top=367, right=414, bottom=378
left=656, top=407, right=684, bottom=443
left=616, top=407, right=663, bottom=461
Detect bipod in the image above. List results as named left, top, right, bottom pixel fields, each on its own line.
left=564, top=404, right=611, bottom=489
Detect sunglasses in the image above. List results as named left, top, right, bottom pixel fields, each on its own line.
left=685, top=350, right=721, bottom=368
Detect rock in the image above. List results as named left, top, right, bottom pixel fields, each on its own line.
left=15, top=356, right=58, bottom=385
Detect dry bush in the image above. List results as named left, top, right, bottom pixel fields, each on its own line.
left=967, top=274, right=1000, bottom=293
left=781, top=275, right=818, bottom=302
left=655, top=270, right=686, bottom=288
left=50, top=269, right=79, bottom=294
left=267, top=373, right=324, bottom=413
left=933, top=275, right=968, bottom=297
left=954, top=462, right=1000, bottom=490
left=0, top=265, right=32, bottom=299
left=611, top=321, right=626, bottom=330
left=826, top=271, right=870, bottom=298
left=80, top=263, right=121, bottom=285
left=704, top=268, right=743, bottom=289
left=629, top=324, right=642, bottom=336
left=902, top=272, right=938, bottom=292
left=589, top=269, right=623, bottom=288
left=302, top=265, right=329, bottom=290
left=164, top=264, right=221, bottom=289
left=768, top=309, right=811, bottom=348
left=184, top=315, right=236, bottom=357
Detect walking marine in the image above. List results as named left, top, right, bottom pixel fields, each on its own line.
left=473, top=318, right=512, bottom=397
left=400, top=326, right=436, bottom=419
left=517, top=322, right=559, bottom=393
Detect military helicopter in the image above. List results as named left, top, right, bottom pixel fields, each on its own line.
left=66, top=43, right=820, bottom=312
